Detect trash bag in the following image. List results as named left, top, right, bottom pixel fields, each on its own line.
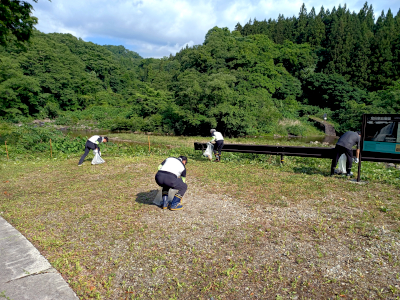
left=203, top=142, right=214, bottom=160
left=153, top=188, right=179, bottom=206
left=91, top=151, right=105, bottom=165
left=336, top=154, right=346, bottom=174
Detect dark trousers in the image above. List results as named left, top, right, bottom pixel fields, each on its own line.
left=155, top=171, right=187, bottom=196
left=331, top=145, right=353, bottom=175
left=213, top=140, right=224, bottom=156
left=78, top=141, right=98, bottom=165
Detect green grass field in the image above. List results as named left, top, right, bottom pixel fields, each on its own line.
left=1, top=135, right=400, bottom=299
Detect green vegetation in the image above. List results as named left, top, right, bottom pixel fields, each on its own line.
left=1, top=134, right=400, bottom=299
left=1, top=2, right=400, bottom=299
left=1, top=3, right=399, bottom=137
left=0, top=0, right=42, bottom=47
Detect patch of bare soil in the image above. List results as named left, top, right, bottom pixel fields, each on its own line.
left=113, top=179, right=400, bottom=299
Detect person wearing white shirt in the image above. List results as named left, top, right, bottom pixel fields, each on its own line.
left=210, top=129, right=224, bottom=162
left=155, top=156, right=187, bottom=210
left=78, top=135, right=108, bottom=166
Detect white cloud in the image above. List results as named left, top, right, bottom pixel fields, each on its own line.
left=27, top=0, right=400, bottom=58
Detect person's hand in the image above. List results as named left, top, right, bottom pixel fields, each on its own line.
left=353, top=158, right=359, bottom=163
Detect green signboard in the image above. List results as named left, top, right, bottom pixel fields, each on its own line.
left=356, top=114, right=400, bottom=182
left=363, top=115, right=400, bottom=155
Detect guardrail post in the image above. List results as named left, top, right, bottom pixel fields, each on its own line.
left=280, top=154, right=284, bottom=165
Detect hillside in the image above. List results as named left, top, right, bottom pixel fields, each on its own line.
left=0, top=3, right=399, bottom=136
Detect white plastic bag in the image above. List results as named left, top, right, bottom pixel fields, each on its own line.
left=91, top=151, right=105, bottom=165
left=203, top=142, right=214, bottom=160
left=153, top=188, right=179, bottom=206
left=337, top=154, right=346, bottom=174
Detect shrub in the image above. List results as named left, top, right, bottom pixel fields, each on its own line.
left=286, top=124, right=307, bottom=136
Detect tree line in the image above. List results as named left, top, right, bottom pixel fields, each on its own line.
left=235, top=3, right=400, bottom=91
left=0, top=2, right=399, bottom=136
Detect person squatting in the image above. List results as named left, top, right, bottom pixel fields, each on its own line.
left=155, top=156, right=187, bottom=211
left=78, top=135, right=108, bottom=166
left=210, top=129, right=224, bottom=162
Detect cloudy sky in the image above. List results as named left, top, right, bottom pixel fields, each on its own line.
left=27, top=0, right=400, bottom=58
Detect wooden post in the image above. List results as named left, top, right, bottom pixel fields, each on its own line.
left=50, top=139, right=52, bottom=158
left=148, top=136, right=150, bottom=152
left=5, top=141, right=9, bottom=160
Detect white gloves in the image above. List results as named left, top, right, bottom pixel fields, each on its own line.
left=353, top=158, right=359, bottom=163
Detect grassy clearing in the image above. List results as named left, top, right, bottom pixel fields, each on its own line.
left=1, top=138, right=400, bottom=299
left=105, top=133, right=327, bottom=148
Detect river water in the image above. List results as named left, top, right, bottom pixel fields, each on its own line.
left=61, top=129, right=338, bottom=145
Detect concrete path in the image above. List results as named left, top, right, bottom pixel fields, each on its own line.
left=0, top=216, right=78, bottom=300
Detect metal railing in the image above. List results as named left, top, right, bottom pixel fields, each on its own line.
left=194, top=142, right=400, bottom=163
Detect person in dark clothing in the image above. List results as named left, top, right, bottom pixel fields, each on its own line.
left=78, top=135, right=108, bottom=166
left=210, top=129, right=224, bottom=162
left=155, top=156, right=187, bottom=211
left=331, top=131, right=361, bottom=176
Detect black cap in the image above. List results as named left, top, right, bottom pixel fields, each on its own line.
left=179, top=156, right=188, bottom=162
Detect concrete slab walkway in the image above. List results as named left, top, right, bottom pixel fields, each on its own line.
left=0, top=216, right=78, bottom=300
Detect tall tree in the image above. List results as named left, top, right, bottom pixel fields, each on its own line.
left=306, top=7, right=326, bottom=47
left=324, top=5, right=354, bottom=76
left=393, top=9, right=400, bottom=78
left=273, top=14, right=287, bottom=44
left=370, top=9, right=396, bottom=89
left=349, top=18, right=372, bottom=89
left=294, top=3, right=308, bottom=44
left=0, top=0, right=47, bottom=47
left=234, top=22, right=243, bottom=33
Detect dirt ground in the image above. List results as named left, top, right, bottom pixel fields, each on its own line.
left=122, top=179, right=400, bottom=299
left=1, top=156, right=400, bottom=299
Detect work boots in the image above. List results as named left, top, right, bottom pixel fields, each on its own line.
left=162, top=191, right=169, bottom=209
left=168, top=194, right=183, bottom=211
left=215, top=153, right=220, bottom=162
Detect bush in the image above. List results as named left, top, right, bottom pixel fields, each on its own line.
left=109, top=117, right=135, bottom=131
left=36, top=102, right=61, bottom=119
left=0, top=124, right=86, bottom=154
left=55, top=114, right=79, bottom=126
left=286, top=124, right=307, bottom=136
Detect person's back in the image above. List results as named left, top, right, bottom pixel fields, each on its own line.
left=159, top=157, right=186, bottom=178
left=212, top=131, right=224, bottom=141
left=78, top=135, right=108, bottom=166
left=155, top=156, right=187, bottom=210
left=336, top=131, right=360, bottom=150
left=210, top=129, right=224, bottom=162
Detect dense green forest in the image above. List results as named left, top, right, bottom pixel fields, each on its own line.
left=0, top=2, right=399, bottom=136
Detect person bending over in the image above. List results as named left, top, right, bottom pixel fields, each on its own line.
left=210, top=129, right=224, bottom=162
left=331, top=131, right=361, bottom=177
left=78, top=135, right=108, bottom=166
left=155, top=156, right=187, bottom=211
